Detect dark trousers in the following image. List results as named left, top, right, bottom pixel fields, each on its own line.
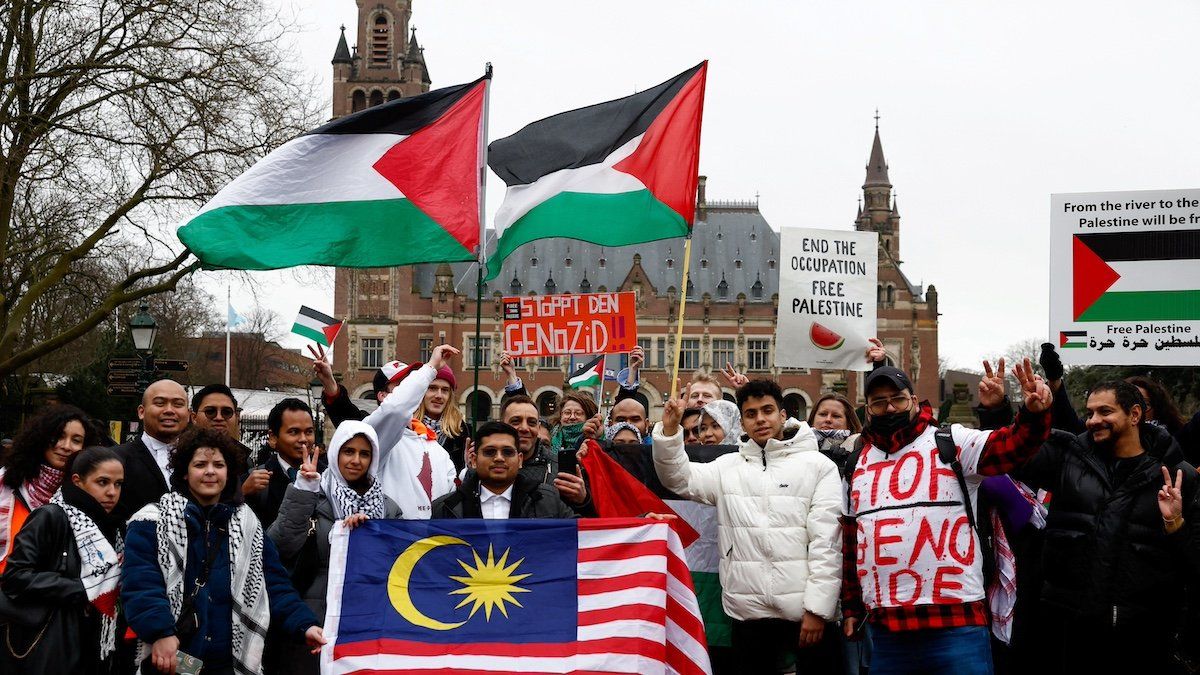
left=1038, top=612, right=1173, bottom=674
left=731, top=618, right=844, bottom=674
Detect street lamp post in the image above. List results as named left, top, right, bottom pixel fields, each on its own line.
left=129, top=303, right=158, bottom=391
left=309, top=378, right=324, bottom=445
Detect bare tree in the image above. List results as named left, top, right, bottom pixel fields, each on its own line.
left=0, top=0, right=319, bottom=379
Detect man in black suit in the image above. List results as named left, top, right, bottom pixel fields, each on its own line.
left=243, top=397, right=316, bottom=529
left=114, top=379, right=189, bottom=520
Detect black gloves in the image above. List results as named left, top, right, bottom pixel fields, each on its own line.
left=1039, top=342, right=1064, bottom=381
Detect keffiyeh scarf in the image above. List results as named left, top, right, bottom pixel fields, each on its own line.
left=24, top=463, right=64, bottom=509
left=129, top=492, right=270, bottom=675
left=326, top=477, right=386, bottom=521
left=50, top=490, right=122, bottom=660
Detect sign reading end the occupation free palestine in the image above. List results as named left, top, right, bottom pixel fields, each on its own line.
left=775, top=227, right=878, bottom=371
left=1050, top=188, right=1200, bottom=366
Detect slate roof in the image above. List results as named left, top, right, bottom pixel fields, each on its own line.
left=413, top=204, right=783, bottom=303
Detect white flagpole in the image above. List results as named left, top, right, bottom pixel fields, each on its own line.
left=594, top=354, right=605, bottom=407
left=225, top=285, right=232, bottom=386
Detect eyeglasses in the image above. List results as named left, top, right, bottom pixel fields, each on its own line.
left=200, top=406, right=239, bottom=420
left=478, top=447, right=518, bottom=458
left=866, top=394, right=913, bottom=415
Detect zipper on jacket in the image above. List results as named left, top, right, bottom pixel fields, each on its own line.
left=1111, top=605, right=1118, bottom=627
left=761, top=447, right=768, bottom=471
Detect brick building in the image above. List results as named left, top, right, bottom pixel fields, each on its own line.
left=329, top=1, right=939, bottom=420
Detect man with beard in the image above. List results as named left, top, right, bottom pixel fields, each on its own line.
left=1014, top=379, right=1200, bottom=672
left=840, top=359, right=1052, bottom=674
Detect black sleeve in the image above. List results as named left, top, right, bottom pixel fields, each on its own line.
left=1010, top=433, right=1067, bottom=492
left=323, top=384, right=368, bottom=427
left=974, top=397, right=1014, bottom=430
left=1050, top=378, right=1086, bottom=434
left=0, top=507, right=86, bottom=604
left=1176, top=412, right=1200, bottom=466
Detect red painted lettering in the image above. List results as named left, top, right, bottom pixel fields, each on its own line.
left=928, top=449, right=957, bottom=499
left=888, top=569, right=923, bottom=606
left=864, top=459, right=895, bottom=504
left=888, top=452, right=923, bottom=500
left=871, top=566, right=883, bottom=606
left=849, top=468, right=865, bottom=513
left=873, top=517, right=905, bottom=565
left=932, top=566, right=965, bottom=603
left=907, top=517, right=950, bottom=567
left=949, top=516, right=976, bottom=565
left=856, top=520, right=868, bottom=565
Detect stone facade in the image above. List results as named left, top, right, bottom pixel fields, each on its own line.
left=329, top=3, right=940, bottom=420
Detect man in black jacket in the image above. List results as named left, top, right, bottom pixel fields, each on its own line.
left=432, top=422, right=575, bottom=520
left=114, top=379, right=189, bottom=520
left=243, top=398, right=317, bottom=529
left=1016, top=379, right=1200, bottom=671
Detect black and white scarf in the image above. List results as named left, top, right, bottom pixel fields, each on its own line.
left=50, top=489, right=122, bottom=660
left=129, top=492, right=270, bottom=675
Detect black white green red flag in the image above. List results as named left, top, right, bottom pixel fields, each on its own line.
left=485, top=62, right=707, bottom=280
left=178, top=77, right=489, bottom=270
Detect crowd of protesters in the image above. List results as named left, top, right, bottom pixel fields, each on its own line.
left=1, top=335, right=1198, bottom=675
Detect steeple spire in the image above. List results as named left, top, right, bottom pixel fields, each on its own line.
left=864, top=111, right=891, bottom=188
left=332, top=25, right=352, bottom=64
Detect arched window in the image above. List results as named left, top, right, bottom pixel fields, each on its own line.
left=666, top=258, right=674, bottom=269
left=686, top=279, right=695, bottom=297
left=700, top=258, right=708, bottom=269
left=510, top=276, right=522, bottom=295
left=735, top=259, right=743, bottom=270
left=768, top=259, right=776, bottom=270
left=530, top=257, right=538, bottom=267
left=783, top=393, right=806, bottom=421
left=886, top=284, right=895, bottom=303
left=536, top=391, right=558, bottom=417
left=466, top=390, right=492, bottom=423
left=598, top=257, right=607, bottom=269
left=877, top=285, right=884, bottom=302
left=545, top=275, right=556, bottom=294
left=369, top=90, right=384, bottom=108
left=351, top=90, right=366, bottom=112
left=387, top=90, right=402, bottom=101
left=564, top=257, right=572, bottom=268
left=717, top=275, right=728, bottom=298
left=580, top=276, right=591, bottom=293
left=751, top=275, right=764, bottom=299
left=370, top=14, right=390, bottom=66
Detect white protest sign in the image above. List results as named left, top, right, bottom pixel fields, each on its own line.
left=1050, top=188, right=1200, bottom=365
left=775, top=227, right=878, bottom=371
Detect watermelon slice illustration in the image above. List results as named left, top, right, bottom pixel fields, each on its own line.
left=810, top=322, right=845, bottom=350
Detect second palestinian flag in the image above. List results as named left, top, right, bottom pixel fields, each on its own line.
left=567, top=356, right=605, bottom=390
left=486, top=62, right=707, bottom=280
left=178, top=77, right=488, bottom=270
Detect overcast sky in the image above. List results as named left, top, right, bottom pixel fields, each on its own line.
left=203, top=0, right=1200, bottom=370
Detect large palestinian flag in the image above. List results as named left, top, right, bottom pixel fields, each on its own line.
left=1072, top=230, right=1200, bottom=321
left=485, top=62, right=707, bottom=280
left=178, top=77, right=489, bottom=270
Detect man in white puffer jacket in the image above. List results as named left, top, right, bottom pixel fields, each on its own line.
left=653, top=378, right=843, bottom=674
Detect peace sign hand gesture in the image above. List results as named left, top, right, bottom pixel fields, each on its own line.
left=299, top=445, right=321, bottom=481
left=307, top=344, right=338, bottom=396
left=720, top=363, right=748, bottom=388
left=662, top=384, right=690, bottom=437
left=1159, top=466, right=1185, bottom=531
left=1013, top=357, right=1052, bottom=414
left=978, top=357, right=1007, bottom=408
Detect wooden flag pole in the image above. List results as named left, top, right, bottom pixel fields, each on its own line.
left=669, top=235, right=693, bottom=400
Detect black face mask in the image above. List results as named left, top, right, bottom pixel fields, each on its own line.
left=868, top=411, right=911, bottom=437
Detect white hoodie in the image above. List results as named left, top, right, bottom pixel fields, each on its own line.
left=652, top=417, right=843, bottom=622
left=360, top=364, right=457, bottom=519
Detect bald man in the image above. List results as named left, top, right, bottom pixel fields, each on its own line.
left=115, top=379, right=190, bottom=519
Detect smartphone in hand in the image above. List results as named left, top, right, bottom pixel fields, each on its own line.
left=556, top=448, right=578, bottom=476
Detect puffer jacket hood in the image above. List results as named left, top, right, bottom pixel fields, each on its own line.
left=738, top=417, right=819, bottom=466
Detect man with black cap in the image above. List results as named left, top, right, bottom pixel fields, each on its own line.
left=840, top=357, right=1053, bottom=674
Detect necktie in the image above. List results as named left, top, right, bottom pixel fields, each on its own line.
left=287, top=466, right=298, bottom=482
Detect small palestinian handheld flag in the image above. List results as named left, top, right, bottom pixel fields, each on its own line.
left=178, top=76, right=489, bottom=270
left=292, top=306, right=343, bottom=346
left=567, top=355, right=605, bottom=390
left=486, top=62, right=707, bottom=280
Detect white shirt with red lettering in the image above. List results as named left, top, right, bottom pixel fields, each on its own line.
left=845, top=424, right=993, bottom=611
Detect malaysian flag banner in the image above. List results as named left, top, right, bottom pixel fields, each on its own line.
left=321, top=518, right=711, bottom=675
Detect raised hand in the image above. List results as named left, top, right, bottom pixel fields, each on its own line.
left=662, top=384, right=690, bottom=436
left=581, top=413, right=604, bottom=440
left=299, top=445, right=320, bottom=481
left=978, top=357, right=1007, bottom=408
left=307, top=344, right=338, bottom=396
left=720, top=363, right=749, bottom=388
left=1013, top=357, right=1052, bottom=414
left=1159, top=466, right=1185, bottom=528
left=429, top=344, right=460, bottom=371
left=628, top=345, right=645, bottom=372
left=865, top=337, right=887, bottom=364
left=499, top=351, right=518, bottom=381
left=554, top=466, right=588, bottom=505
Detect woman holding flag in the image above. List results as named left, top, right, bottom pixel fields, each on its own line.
left=0, top=447, right=125, bottom=674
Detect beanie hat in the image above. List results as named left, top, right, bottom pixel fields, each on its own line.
left=373, top=360, right=420, bottom=394
left=432, top=365, right=456, bottom=390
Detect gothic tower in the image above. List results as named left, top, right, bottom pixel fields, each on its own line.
left=331, top=1, right=432, bottom=378
left=855, top=113, right=901, bottom=261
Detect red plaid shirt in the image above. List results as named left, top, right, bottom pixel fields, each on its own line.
left=841, top=405, right=1050, bottom=631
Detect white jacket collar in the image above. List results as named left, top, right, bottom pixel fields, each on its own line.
left=739, top=417, right=818, bottom=462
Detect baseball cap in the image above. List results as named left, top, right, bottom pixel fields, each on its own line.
left=864, top=366, right=914, bottom=396
left=373, top=360, right=421, bottom=394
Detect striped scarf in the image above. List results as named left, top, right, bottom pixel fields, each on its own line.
left=24, top=464, right=64, bottom=509
left=129, top=492, right=270, bottom=675
left=50, top=490, right=122, bottom=660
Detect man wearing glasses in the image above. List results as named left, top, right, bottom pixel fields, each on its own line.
left=431, top=421, right=576, bottom=520
left=840, top=359, right=1053, bottom=674
left=190, top=384, right=263, bottom=488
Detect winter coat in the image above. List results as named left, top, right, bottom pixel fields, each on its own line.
left=431, top=473, right=578, bottom=520
left=121, top=499, right=316, bottom=670
left=361, top=364, right=457, bottom=519
left=1016, top=424, right=1200, bottom=624
left=0, top=504, right=111, bottom=674
left=268, top=484, right=401, bottom=619
left=114, top=436, right=169, bottom=522
left=651, top=418, right=843, bottom=622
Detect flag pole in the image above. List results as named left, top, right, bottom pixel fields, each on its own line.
left=594, top=354, right=605, bottom=408
left=471, top=64, right=493, bottom=433
left=669, top=236, right=693, bottom=400
left=225, top=284, right=232, bottom=387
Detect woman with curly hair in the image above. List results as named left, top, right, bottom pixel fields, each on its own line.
left=121, top=428, right=324, bottom=675
left=0, top=405, right=94, bottom=575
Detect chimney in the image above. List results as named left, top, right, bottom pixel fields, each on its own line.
left=697, top=175, right=708, bottom=221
